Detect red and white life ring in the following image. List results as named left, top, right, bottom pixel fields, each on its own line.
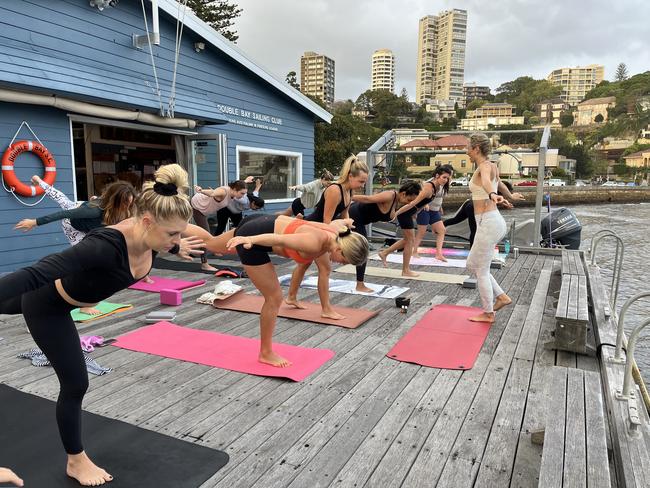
left=1, top=140, right=57, bottom=197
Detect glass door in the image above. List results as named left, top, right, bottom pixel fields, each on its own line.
left=187, top=134, right=227, bottom=191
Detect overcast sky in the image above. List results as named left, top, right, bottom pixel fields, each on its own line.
left=232, top=0, right=648, bottom=102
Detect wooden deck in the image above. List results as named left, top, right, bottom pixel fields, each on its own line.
left=0, top=250, right=618, bottom=487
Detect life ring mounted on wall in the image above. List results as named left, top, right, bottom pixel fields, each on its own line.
left=1, top=140, right=57, bottom=197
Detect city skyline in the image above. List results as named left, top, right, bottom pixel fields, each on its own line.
left=233, top=0, right=648, bottom=103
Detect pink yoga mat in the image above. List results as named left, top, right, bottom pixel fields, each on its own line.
left=128, top=276, right=206, bottom=293
left=387, top=304, right=490, bottom=370
left=113, top=321, right=334, bottom=381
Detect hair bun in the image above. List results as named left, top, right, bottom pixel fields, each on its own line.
left=153, top=181, right=178, bottom=196
left=338, top=227, right=352, bottom=237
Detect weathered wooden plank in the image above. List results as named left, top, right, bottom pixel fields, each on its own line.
left=515, top=269, right=552, bottom=360
left=564, top=368, right=587, bottom=488
left=538, top=366, right=568, bottom=488
left=584, top=371, right=612, bottom=488
left=474, top=358, right=534, bottom=485
left=284, top=363, right=424, bottom=488
left=360, top=369, right=462, bottom=487
left=578, top=275, right=589, bottom=322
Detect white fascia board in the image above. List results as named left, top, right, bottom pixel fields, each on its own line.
left=157, top=0, right=332, bottom=123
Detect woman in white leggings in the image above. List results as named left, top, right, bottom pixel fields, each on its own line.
left=465, top=133, right=515, bottom=323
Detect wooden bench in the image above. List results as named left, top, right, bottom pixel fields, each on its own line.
left=554, top=250, right=590, bottom=353
left=537, top=366, right=611, bottom=488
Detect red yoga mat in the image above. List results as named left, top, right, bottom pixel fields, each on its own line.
left=113, top=321, right=334, bottom=382
left=387, top=304, right=490, bottom=370
left=212, top=293, right=377, bottom=329
left=128, top=276, right=206, bottom=293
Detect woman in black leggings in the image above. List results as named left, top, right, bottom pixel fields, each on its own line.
left=0, top=164, right=200, bottom=486
left=349, top=180, right=421, bottom=292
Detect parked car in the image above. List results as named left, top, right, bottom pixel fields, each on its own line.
left=574, top=180, right=589, bottom=187
left=601, top=181, right=618, bottom=187
left=546, top=179, right=566, bottom=187
left=516, top=180, right=537, bottom=186
left=626, top=182, right=636, bottom=186
left=451, top=176, right=469, bottom=186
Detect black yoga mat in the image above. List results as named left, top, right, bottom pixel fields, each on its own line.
left=0, top=385, right=229, bottom=487
left=152, top=257, right=225, bottom=275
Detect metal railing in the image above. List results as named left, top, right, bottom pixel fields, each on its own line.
left=589, top=229, right=625, bottom=310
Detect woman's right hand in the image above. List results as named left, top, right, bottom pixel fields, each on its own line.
left=14, top=219, right=37, bottom=232
left=226, top=236, right=253, bottom=250
left=288, top=185, right=297, bottom=191
left=0, top=467, right=23, bottom=487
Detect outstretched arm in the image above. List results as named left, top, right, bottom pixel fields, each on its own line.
left=227, top=232, right=325, bottom=255
left=322, top=185, right=342, bottom=224
left=395, top=184, right=432, bottom=217
left=352, top=190, right=392, bottom=204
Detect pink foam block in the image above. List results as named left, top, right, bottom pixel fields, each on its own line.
left=128, top=276, right=206, bottom=293
left=160, top=289, right=182, bottom=306
left=113, top=321, right=334, bottom=382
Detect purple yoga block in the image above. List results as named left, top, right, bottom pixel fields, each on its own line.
left=160, top=289, right=182, bottom=306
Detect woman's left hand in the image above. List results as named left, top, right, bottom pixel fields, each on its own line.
left=226, top=236, right=253, bottom=250
left=178, top=236, right=205, bottom=261
left=511, top=192, right=525, bottom=201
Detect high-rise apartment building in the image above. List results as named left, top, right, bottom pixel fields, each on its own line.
left=300, top=51, right=335, bottom=106
left=546, top=64, right=605, bottom=106
left=371, top=49, right=395, bottom=92
left=416, top=9, right=467, bottom=106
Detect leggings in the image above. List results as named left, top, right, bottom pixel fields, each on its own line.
left=192, top=209, right=212, bottom=263
left=215, top=207, right=244, bottom=235
left=466, top=210, right=506, bottom=313
left=38, top=181, right=85, bottom=245
left=443, top=199, right=476, bottom=246
left=1, top=283, right=87, bottom=454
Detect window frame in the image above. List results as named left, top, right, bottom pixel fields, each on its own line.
left=235, top=145, right=303, bottom=203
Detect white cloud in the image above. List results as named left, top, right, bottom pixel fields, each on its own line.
left=233, top=0, right=649, bottom=101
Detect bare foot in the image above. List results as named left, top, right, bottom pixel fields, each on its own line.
left=402, top=269, right=420, bottom=277
left=355, top=284, right=374, bottom=294
left=321, top=309, right=345, bottom=320
left=80, top=307, right=101, bottom=316
left=469, top=312, right=495, bottom=323
left=201, top=263, right=218, bottom=272
left=435, top=254, right=448, bottom=262
left=377, top=250, right=389, bottom=268
left=0, top=467, right=23, bottom=487
left=143, top=276, right=154, bottom=284
left=66, top=452, right=113, bottom=486
left=259, top=351, right=292, bottom=367
left=494, top=294, right=512, bottom=311
left=285, top=297, right=307, bottom=309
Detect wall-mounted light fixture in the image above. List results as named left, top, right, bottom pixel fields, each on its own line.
left=90, top=0, right=119, bottom=11
left=194, top=42, right=205, bottom=53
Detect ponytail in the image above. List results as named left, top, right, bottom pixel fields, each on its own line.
left=336, top=155, right=369, bottom=185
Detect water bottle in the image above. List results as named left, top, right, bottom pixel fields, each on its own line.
left=504, top=239, right=511, bottom=255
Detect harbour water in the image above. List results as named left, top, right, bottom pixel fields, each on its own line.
left=505, top=201, right=650, bottom=382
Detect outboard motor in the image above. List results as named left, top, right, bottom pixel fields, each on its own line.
left=540, top=207, right=582, bottom=249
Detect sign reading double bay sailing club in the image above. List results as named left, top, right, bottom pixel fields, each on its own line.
left=216, top=104, right=284, bottom=132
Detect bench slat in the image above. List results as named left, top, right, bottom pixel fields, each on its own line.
left=564, top=368, right=587, bottom=488
left=539, top=367, right=568, bottom=488
left=584, top=371, right=612, bottom=487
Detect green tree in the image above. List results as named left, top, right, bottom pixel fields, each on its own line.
left=615, top=63, right=629, bottom=82
left=285, top=71, right=300, bottom=90
left=314, top=114, right=382, bottom=175
left=560, top=111, right=574, bottom=128
left=331, top=99, right=354, bottom=115
left=494, top=76, right=562, bottom=114
left=354, top=89, right=412, bottom=129
left=185, top=0, right=243, bottom=42
left=466, top=99, right=487, bottom=111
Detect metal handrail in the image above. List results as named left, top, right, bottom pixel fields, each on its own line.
left=619, top=316, right=650, bottom=400
left=615, top=292, right=650, bottom=362
left=590, top=230, right=624, bottom=310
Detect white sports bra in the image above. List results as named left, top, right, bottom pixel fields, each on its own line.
left=469, top=172, right=497, bottom=201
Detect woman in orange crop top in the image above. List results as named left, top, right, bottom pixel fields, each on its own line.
left=189, top=215, right=369, bottom=367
